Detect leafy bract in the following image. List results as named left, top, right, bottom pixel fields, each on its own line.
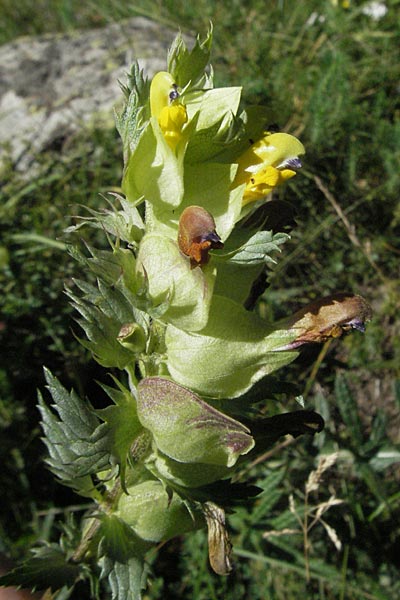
left=116, top=480, right=203, bottom=542
left=136, top=233, right=216, bottom=332
left=67, top=279, right=138, bottom=369
left=137, top=377, right=254, bottom=466
left=225, top=230, right=289, bottom=265
left=167, top=28, right=213, bottom=89
left=115, top=61, right=151, bottom=163
left=166, top=295, right=299, bottom=398
left=65, top=195, right=145, bottom=244
left=122, top=118, right=185, bottom=207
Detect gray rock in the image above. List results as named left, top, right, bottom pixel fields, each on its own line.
left=0, top=17, right=182, bottom=174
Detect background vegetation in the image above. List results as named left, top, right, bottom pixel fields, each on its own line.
left=0, top=0, right=399, bottom=598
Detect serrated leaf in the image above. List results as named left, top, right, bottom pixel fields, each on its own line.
left=44, top=368, right=99, bottom=435
left=168, top=28, right=213, bottom=89
left=65, top=196, right=145, bottom=244
left=115, top=61, right=151, bottom=163
left=39, top=370, right=111, bottom=492
left=0, top=544, right=81, bottom=593
left=102, top=555, right=145, bottom=600
left=67, top=278, right=141, bottom=369
left=98, top=515, right=149, bottom=563
left=225, top=230, right=289, bottom=265
left=86, top=245, right=137, bottom=287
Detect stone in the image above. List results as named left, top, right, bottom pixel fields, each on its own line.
left=0, top=17, right=184, bottom=174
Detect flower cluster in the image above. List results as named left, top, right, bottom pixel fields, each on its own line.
left=29, top=29, right=372, bottom=594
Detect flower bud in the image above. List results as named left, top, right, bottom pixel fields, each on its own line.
left=150, top=71, right=188, bottom=151
left=178, top=205, right=224, bottom=267
left=117, top=322, right=146, bottom=353
left=150, top=71, right=179, bottom=119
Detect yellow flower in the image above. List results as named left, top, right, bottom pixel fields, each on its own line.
left=150, top=71, right=188, bottom=151
left=234, top=132, right=305, bottom=206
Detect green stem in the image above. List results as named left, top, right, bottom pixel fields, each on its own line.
left=71, top=479, right=122, bottom=563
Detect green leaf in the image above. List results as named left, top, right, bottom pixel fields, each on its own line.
left=168, top=28, right=213, bottom=89
left=224, top=230, right=289, bottom=265
left=65, top=195, right=145, bottom=245
left=96, top=380, right=147, bottom=489
left=38, top=369, right=110, bottom=494
left=67, top=273, right=145, bottom=369
left=0, top=544, right=82, bottom=593
left=212, top=229, right=289, bottom=304
left=98, top=515, right=149, bottom=564
left=102, top=555, right=145, bottom=600
left=115, top=61, right=151, bottom=163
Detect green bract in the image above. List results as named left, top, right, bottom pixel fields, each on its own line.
left=137, top=377, right=254, bottom=466
left=165, top=295, right=299, bottom=398
left=116, top=480, right=204, bottom=543
left=136, top=233, right=216, bottom=331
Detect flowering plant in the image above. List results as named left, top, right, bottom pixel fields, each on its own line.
left=0, top=29, right=371, bottom=598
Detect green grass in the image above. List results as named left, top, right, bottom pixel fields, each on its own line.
left=1, top=1, right=399, bottom=598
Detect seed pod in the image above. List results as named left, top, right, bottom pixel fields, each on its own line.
left=178, top=206, right=224, bottom=267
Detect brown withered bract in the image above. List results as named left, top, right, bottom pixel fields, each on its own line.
left=204, top=502, right=233, bottom=576
left=278, top=292, right=373, bottom=351
left=178, top=205, right=224, bottom=267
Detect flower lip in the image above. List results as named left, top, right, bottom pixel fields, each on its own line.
left=345, top=317, right=366, bottom=333
left=199, top=230, right=224, bottom=247
left=277, top=157, right=303, bottom=170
